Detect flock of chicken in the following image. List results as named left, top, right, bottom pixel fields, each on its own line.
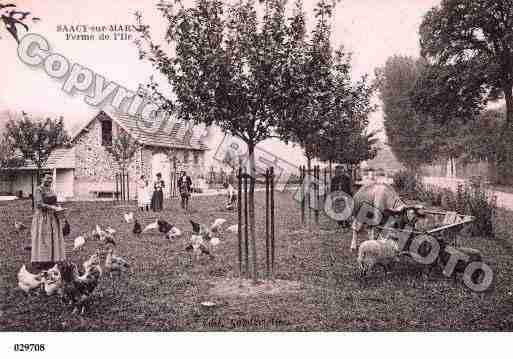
left=124, top=211, right=237, bottom=258
left=17, top=226, right=130, bottom=315
left=16, top=211, right=239, bottom=315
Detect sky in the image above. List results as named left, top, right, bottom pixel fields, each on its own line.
left=0, top=0, right=440, bottom=163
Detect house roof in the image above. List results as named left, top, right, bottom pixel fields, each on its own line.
left=8, top=147, right=76, bottom=170
left=72, top=110, right=208, bottom=151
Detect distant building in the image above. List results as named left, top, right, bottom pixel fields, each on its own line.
left=0, top=110, right=208, bottom=200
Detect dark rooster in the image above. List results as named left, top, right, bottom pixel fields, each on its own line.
left=132, top=219, right=142, bottom=236
left=190, top=220, right=210, bottom=238
left=158, top=219, right=182, bottom=239
left=103, top=234, right=116, bottom=247
left=59, top=260, right=102, bottom=315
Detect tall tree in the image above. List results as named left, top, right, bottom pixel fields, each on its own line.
left=0, top=136, right=24, bottom=169
left=375, top=55, right=436, bottom=170
left=419, top=0, right=513, bottom=183
left=278, top=0, right=333, bottom=173
left=459, top=108, right=503, bottom=164
left=134, top=0, right=297, bottom=282
left=5, top=112, right=70, bottom=184
left=319, top=49, right=377, bottom=174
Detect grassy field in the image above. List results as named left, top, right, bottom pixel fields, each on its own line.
left=1, top=191, right=513, bottom=331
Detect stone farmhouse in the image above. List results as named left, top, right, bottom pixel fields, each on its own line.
left=0, top=110, right=208, bottom=200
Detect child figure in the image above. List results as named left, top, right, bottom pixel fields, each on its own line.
left=223, top=182, right=237, bottom=210
left=137, top=175, right=149, bottom=211
left=143, top=180, right=151, bottom=211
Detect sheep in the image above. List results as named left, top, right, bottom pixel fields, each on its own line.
left=357, top=238, right=400, bottom=277
left=351, top=184, right=424, bottom=252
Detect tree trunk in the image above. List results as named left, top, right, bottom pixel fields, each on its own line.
left=248, top=143, right=258, bottom=283
left=306, top=155, right=312, bottom=227
left=505, top=86, right=513, bottom=126
left=31, top=172, right=35, bottom=209
left=498, top=85, right=513, bottom=184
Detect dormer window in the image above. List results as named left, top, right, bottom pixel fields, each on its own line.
left=101, top=120, right=112, bottom=146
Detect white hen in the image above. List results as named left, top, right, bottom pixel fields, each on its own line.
left=142, top=220, right=159, bottom=233
left=210, top=218, right=227, bottom=233
left=124, top=212, right=134, bottom=223
left=73, top=236, right=86, bottom=251
left=17, top=265, right=43, bottom=293
left=166, top=226, right=183, bottom=239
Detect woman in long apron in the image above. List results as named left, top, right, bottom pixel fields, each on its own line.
left=30, top=174, right=66, bottom=271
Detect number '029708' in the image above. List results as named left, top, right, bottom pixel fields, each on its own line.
left=13, top=344, right=46, bottom=352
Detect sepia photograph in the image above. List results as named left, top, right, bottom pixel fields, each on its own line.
left=0, top=0, right=512, bottom=356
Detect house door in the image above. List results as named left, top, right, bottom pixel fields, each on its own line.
left=446, top=157, right=456, bottom=178
left=151, top=153, right=171, bottom=198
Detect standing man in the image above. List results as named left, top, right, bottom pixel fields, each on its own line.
left=330, top=165, right=352, bottom=228
left=178, top=171, right=193, bottom=211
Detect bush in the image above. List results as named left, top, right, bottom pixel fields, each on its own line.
left=416, top=183, right=443, bottom=206
left=418, top=181, right=495, bottom=237
left=393, top=172, right=496, bottom=237
left=453, top=183, right=495, bottom=237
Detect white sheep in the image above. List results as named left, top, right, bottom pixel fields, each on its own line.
left=357, top=238, right=400, bottom=277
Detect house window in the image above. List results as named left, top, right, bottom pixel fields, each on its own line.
left=183, top=151, right=190, bottom=164
left=193, top=152, right=199, bottom=165
left=101, top=120, right=112, bottom=146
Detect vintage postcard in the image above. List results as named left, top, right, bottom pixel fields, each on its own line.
left=0, top=0, right=511, bottom=356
